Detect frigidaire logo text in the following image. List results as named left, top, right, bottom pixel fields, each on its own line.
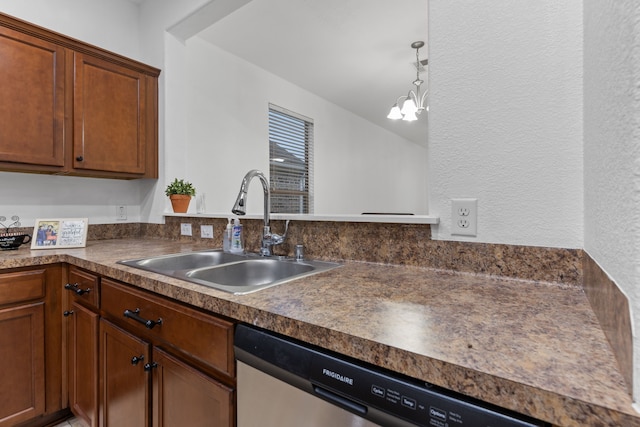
left=322, top=368, right=354, bottom=386
left=430, top=407, right=447, bottom=421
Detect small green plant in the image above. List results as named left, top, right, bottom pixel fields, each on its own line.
left=165, top=178, right=196, bottom=197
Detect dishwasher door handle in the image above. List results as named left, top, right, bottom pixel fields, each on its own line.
left=313, top=385, right=367, bottom=416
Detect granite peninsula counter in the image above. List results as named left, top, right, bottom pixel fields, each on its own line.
left=0, top=238, right=636, bottom=427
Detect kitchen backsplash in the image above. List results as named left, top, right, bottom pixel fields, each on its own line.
left=161, top=216, right=584, bottom=285
left=583, top=255, right=633, bottom=395
left=10, top=217, right=582, bottom=284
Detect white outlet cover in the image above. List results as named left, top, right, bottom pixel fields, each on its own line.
left=451, top=198, right=477, bottom=236
left=201, top=225, right=214, bottom=239
left=180, top=223, right=192, bottom=236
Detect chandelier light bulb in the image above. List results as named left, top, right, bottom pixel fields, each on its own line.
left=387, top=104, right=403, bottom=120
left=400, top=96, right=418, bottom=116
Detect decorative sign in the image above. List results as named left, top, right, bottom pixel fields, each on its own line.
left=31, top=218, right=88, bottom=249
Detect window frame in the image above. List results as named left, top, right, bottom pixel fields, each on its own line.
left=268, top=103, right=314, bottom=214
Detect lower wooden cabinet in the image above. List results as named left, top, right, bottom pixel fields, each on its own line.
left=0, top=265, right=63, bottom=427
left=0, top=263, right=234, bottom=427
left=98, top=319, right=234, bottom=427
left=152, top=348, right=233, bottom=427
left=0, top=303, right=45, bottom=426
left=64, top=268, right=236, bottom=427
left=0, top=264, right=235, bottom=427
left=99, top=319, right=150, bottom=427
left=67, top=301, right=99, bottom=427
left=65, top=265, right=100, bottom=427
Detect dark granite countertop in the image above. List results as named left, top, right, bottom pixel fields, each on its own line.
left=0, top=238, right=637, bottom=427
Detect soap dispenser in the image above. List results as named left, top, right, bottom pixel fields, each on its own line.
left=223, top=218, right=232, bottom=253
left=230, top=218, right=244, bottom=254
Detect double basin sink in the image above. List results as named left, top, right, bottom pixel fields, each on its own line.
left=118, top=250, right=341, bottom=295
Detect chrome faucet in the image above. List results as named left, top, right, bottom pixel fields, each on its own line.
left=232, top=169, right=289, bottom=257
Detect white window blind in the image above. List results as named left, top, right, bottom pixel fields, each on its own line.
left=268, top=104, right=314, bottom=214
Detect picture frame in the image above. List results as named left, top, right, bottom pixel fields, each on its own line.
left=31, top=218, right=88, bottom=249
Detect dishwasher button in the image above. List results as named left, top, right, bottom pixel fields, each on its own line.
left=402, top=396, right=417, bottom=410
left=371, top=385, right=385, bottom=398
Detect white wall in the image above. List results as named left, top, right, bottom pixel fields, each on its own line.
left=428, top=0, right=584, bottom=249
left=583, top=0, right=640, bottom=400
left=0, top=0, right=149, bottom=226
left=182, top=38, right=428, bottom=216
left=0, top=0, right=140, bottom=56
left=137, top=0, right=214, bottom=223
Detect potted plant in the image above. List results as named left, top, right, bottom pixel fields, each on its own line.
left=165, top=178, right=196, bottom=213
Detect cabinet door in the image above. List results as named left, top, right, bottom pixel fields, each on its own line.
left=152, top=348, right=234, bottom=427
left=0, top=302, right=45, bottom=426
left=73, top=53, right=147, bottom=175
left=0, top=25, right=65, bottom=169
left=99, top=319, right=150, bottom=427
left=68, top=301, right=99, bottom=427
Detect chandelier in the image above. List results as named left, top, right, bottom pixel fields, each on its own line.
left=387, top=41, right=428, bottom=122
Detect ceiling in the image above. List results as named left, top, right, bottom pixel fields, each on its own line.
left=195, top=0, right=428, bottom=146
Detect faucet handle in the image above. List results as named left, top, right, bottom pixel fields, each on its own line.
left=260, top=220, right=291, bottom=256
left=269, top=220, right=290, bottom=245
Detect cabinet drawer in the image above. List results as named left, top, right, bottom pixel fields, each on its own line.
left=65, top=266, right=99, bottom=308
left=0, top=269, right=46, bottom=306
left=101, top=278, right=234, bottom=377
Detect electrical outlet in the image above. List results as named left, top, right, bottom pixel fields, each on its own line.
left=451, top=198, right=477, bottom=236
left=201, top=225, right=213, bottom=239
left=116, top=205, right=127, bottom=221
left=180, top=223, right=192, bottom=236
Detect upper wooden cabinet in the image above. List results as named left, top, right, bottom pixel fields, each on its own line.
left=0, top=12, right=160, bottom=179
left=0, top=25, right=66, bottom=169
left=73, top=53, right=146, bottom=175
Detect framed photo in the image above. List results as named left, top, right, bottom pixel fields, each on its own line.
left=31, top=218, right=88, bottom=249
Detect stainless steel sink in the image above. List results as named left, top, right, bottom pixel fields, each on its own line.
left=118, top=250, right=341, bottom=294
left=120, top=250, right=246, bottom=274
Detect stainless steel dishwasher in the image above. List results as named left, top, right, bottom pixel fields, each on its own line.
left=234, top=325, right=549, bottom=427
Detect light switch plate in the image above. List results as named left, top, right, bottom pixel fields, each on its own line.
left=180, top=223, right=192, bottom=236
left=116, top=205, right=127, bottom=221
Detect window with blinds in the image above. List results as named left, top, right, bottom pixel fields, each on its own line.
left=268, top=104, right=313, bottom=214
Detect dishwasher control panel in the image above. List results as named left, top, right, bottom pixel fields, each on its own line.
left=235, top=325, right=549, bottom=427
left=309, top=351, right=544, bottom=427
